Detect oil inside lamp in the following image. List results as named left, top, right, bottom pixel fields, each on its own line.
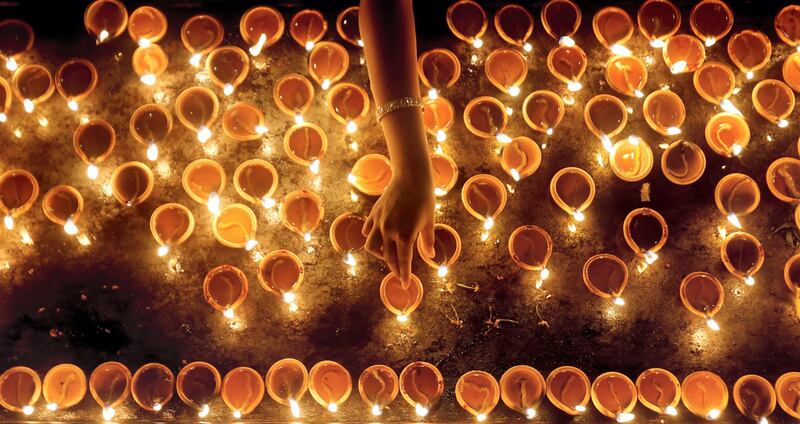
left=89, top=361, right=132, bottom=421
left=663, top=34, right=706, bottom=74
left=423, top=97, right=455, bottom=142
left=679, top=272, right=724, bottom=331
left=584, top=94, right=627, bottom=144
left=0, top=19, right=34, bottom=71
left=180, top=15, right=223, bottom=67
left=399, top=361, right=444, bottom=416
left=0, top=76, right=11, bottom=121
left=502, top=136, right=542, bottom=182
left=540, top=0, right=581, bottom=41
left=775, top=372, right=800, bottom=419
left=128, top=6, right=167, bottom=46
left=546, top=44, right=587, bottom=91
left=622, top=208, right=667, bottom=260
left=682, top=371, right=729, bottom=420
left=176, top=361, right=221, bottom=417
left=417, top=223, right=462, bottom=276
left=446, top=0, right=487, bottom=47
left=336, top=6, right=361, bottom=47
left=182, top=158, right=225, bottom=210
left=583, top=254, right=629, bottom=305
left=42, top=185, right=83, bottom=234
left=212, top=203, right=257, bottom=249
left=84, top=0, right=128, bottom=44
left=417, top=48, right=461, bottom=97
left=358, top=365, right=399, bottom=416
left=350, top=154, right=393, bottom=196
left=290, top=9, right=327, bottom=51
left=605, top=55, right=647, bottom=98
left=327, top=82, right=370, bottom=133
left=766, top=157, right=800, bottom=202
left=308, top=41, right=349, bottom=90
left=593, top=7, right=633, bottom=51
left=661, top=140, right=706, bottom=185
left=591, top=372, right=637, bottom=422
left=689, top=0, right=733, bottom=47
left=43, top=364, right=86, bottom=411
left=131, top=363, right=174, bottom=413
left=499, top=365, right=545, bottom=419
left=175, top=86, right=220, bottom=143
left=233, top=159, right=278, bottom=207
left=0, top=366, right=41, bottom=415
left=380, top=273, right=424, bottom=322
left=308, top=361, right=352, bottom=413
left=110, top=161, right=154, bottom=207
left=206, top=46, right=249, bottom=95
left=637, top=0, right=681, bottom=47
left=257, top=249, right=304, bottom=311
left=280, top=189, right=324, bottom=239
left=643, top=89, right=685, bottom=135
left=636, top=368, right=681, bottom=416
left=203, top=264, right=248, bottom=318
left=132, top=44, right=168, bottom=86
left=55, top=58, right=97, bottom=111
left=222, top=102, right=266, bottom=141
left=12, top=64, right=54, bottom=113
left=494, top=4, right=534, bottom=49
left=752, top=79, right=795, bottom=126
left=508, top=225, right=552, bottom=287
left=274, top=73, right=315, bottom=120
left=550, top=167, right=595, bottom=228
left=73, top=119, right=116, bottom=181
left=266, top=358, right=309, bottom=418
left=727, top=30, right=771, bottom=79
left=776, top=5, right=800, bottom=49
left=545, top=366, right=591, bottom=415
left=782, top=53, right=800, bottom=93
left=705, top=113, right=750, bottom=157
left=720, top=231, right=763, bottom=285
left=149, top=203, right=195, bottom=256
left=221, top=367, right=264, bottom=418
left=484, top=48, right=527, bottom=96
left=522, top=90, right=564, bottom=134
left=284, top=122, right=328, bottom=172
left=455, top=371, right=500, bottom=422
left=240, top=6, right=284, bottom=56
left=714, top=173, right=759, bottom=228
left=461, top=174, right=507, bottom=239
left=0, top=169, right=39, bottom=230
left=733, top=375, right=775, bottom=422
left=693, top=61, right=735, bottom=104
left=130, top=103, right=171, bottom=160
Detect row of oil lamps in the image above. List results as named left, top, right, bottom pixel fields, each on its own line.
left=0, top=361, right=797, bottom=422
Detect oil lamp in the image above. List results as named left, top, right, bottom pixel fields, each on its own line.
left=89, top=361, right=131, bottom=421
left=0, top=169, right=39, bottom=230
left=233, top=159, right=278, bottom=208
left=132, top=44, right=168, bottom=86
left=176, top=361, right=220, bottom=418
left=175, top=86, right=220, bottom=143
left=399, top=362, right=444, bottom=417
left=222, top=102, right=266, bottom=141
left=499, top=365, right=546, bottom=419
left=257, top=249, right=304, bottom=311
left=55, top=58, right=98, bottom=111
left=42, top=185, right=83, bottom=235
left=446, top=0, right=488, bottom=48
left=689, top=0, right=733, bottom=47
left=0, top=366, right=41, bottom=415
left=501, top=136, right=541, bottom=181
left=180, top=15, right=223, bottom=68
left=266, top=358, right=308, bottom=418
left=12, top=64, right=54, bottom=113
left=494, top=4, right=534, bottom=50
left=522, top=90, right=564, bottom=135
left=206, top=46, right=249, bottom=95
left=84, top=0, right=128, bottom=44
left=289, top=9, right=327, bottom=51
left=0, top=19, right=34, bottom=71
left=336, top=7, right=361, bottom=47
left=131, top=363, right=173, bottom=413
left=605, top=55, right=647, bottom=98
left=280, top=189, right=324, bottom=240
left=727, top=30, right=771, bottom=80
left=73, top=119, right=116, bottom=180
left=358, top=365, right=398, bottom=416
left=149, top=203, right=195, bottom=256
left=203, top=264, right=248, bottom=318
left=638, top=0, right=681, bottom=47
left=636, top=368, right=681, bottom=416
left=211, top=203, right=258, bottom=249
left=308, top=361, right=351, bottom=413
left=417, top=48, right=460, bottom=99
left=221, top=367, right=264, bottom=418
left=308, top=41, right=349, bottom=90
left=128, top=6, right=167, bottom=47
left=484, top=48, right=527, bottom=96
left=130, top=103, right=172, bottom=160
left=110, top=161, right=154, bottom=207
left=582, top=253, right=630, bottom=305
left=380, top=272, right=424, bottom=322
left=240, top=6, right=284, bottom=56
left=733, top=375, right=775, bottom=423
left=592, top=7, right=634, bottom=53
left=682, top=371, right=729, bottom=420
left=680, top=272, right=724, bottom=331
left=43, top=364, right=86, bottom=411
left=455, top=371, right=500, bottom=422
left=591, top=372, right=637, bottom=422
left=545, top=366, right=591, bottom=415
left=661, top=140, right=706, bottom=185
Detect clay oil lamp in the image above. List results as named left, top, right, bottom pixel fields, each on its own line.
left=55, top=58, right=98, bottom=111
left=42, top=185, right=83, bottom=235
left=582, top=254, right=629, bottom=306
left=308, top=41, right=349, bottom=90
left=584, top=94, right=627, bottom=150
left=461, top=174, right=507, bottom=240
left=0, top=19, right=33, bottom=71
left=720, top=231, right=763, bottom=286
left=663, top=34, right=706, bottom=74
left=417, top=48, right=461, bottom=99
left=180, top=15, right=223, bottom=67
left=290, top=9, right=327, bottom=51
left=308, top=361, right=352, bottom=413
left=0, top=366, right=40, bottom=416
left=752, top=79, right=795, bottom=127
left=349, top=154, right=393, bottom=196
left=206, top=46, right=249, bottom=96
left=643, top=89, right=685, bottom=135
left=661, top=140, right=707, bottom=185
left=455, top=371, right=500, bottom=422
left=176, top=361, right=220, bottom=418
left=89, top=361, right=132, bottom=421
left=280, top=189, right=324, bottom=241
left=545, top=366, right=591, bottom=415
left=540, top=0, right=581, bottom=45
left=689, top=0, right=733, bottom=47
left=423, top=96, right=455, bottom=142
left=181, top=158, right=225, bottom=213
left=175, top=86, right=219, bottom=143
left=682, top=371, right=729, bottom=420
left=636, top=368, right=681, bottom=416
left=73, top=119, right=115, bottom=180
left=591, top=372, right=637, bottom=422
left=380, top=272, right=424, bottom=322
left=446, top=0, right=488, bottom=48
left=84, top=0, right=128, bottom=44
left=0, top=169, right=39, bottom=230
left=130, top=103, right=172, bottom=161
left=327, top=82, right=370, bottom=134
left=417, top=223, right=461, bottom=277
left=605, top=55, right=647, bottom=98
left=499, top=365, right=545, bottom=419
left=221, top=367, right=264, bottom=418
left=775, top=372, right=800, bottom=419
left=211, top=203, right=258, bottom=249
left=132, top=44, right=168, bottom=86
left=274, top=73, right=315, bottom=124
left=733, top=375, right=775, bottom=423
left=240, top=6, right=284, bottom=56
left=128, top=6, right=167, bottom=47
left=233, top=159, right=278, bottom=208
left=727, top=30, right=771, bottom=80
left=431, top=153, right=458, bottom=196
left=766, top=157, right=800, bottom=203
left=501, top=136, right=541, bottom=182
left=12, top=64, right=54, bottom=113
left=484, top=48, right=527, bottom=96
left=464, top=96, right=511, bottom=141
left=359, top=365, right=398, bottom=416
left=782, top=53, right=800, bottom=93
left=522, top=90, right=564, bottom=135
left=222, top=102, right=266, bottom=141
left=705, top=113, right=750, bottom=157
left=399, top=361, right=444, bottom=417
left=776, top=5, right=800, bottom=50
left=494, top=4, right=534, bottom=51
left=784, top=254, right=800, bottom=316
left=693, top=61, right=735, bottom=106
left=110, top=161, right=154, bottom=207
left=43, top=364, right=86, bottom=412
left=257, top=249, right=304, bottom=312
left=0, top=76, right=11, bottom=121
left=592, top=7, right=634, bottom=54
left=203, top=264, right=248, bottom=319
left=637, top=0, right=681, bottom=47
left=337, top=7, right=361, bottom=47
left=623, top=208, right=667, bottom=262
left=131, top=363, right=173, bottom=413
left=330, top=213, right=367, bottom=268
left=714, top=173, right=760, bottom=228
left=550, top=167, right=595, bottom=231
left=508, top=225, right=552, bottom=288
left=546, top=44, right=587, bottom=92
left=266, top=358, right=308, bottom=418
left=679, top=272, right=724, bottom=331
left=149, top=203, right=195, bottom=257
left=284, top=122, right=327, bottom=174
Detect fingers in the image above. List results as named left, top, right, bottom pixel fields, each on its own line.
left=396, top=239, right=414, bottom=283
left=420, top=217, right=436, bottom=258
left=365, top=227, right=383, bottom=260
left=383, top=239, right=399, bottom=277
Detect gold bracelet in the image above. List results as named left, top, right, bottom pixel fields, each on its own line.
left=376, top=96, right=423, bottom=122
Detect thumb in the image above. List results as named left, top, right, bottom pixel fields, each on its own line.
left=420, top=218, right=436, bottom=258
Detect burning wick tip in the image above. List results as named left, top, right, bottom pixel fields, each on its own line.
left=327, top=403, right=338, bottom=413
left=198, top=404, right=210, bottom=418
left=223, top=308, right=235, bottom=319
left=371, top=404, right=382, bottom=416
left=22, top=405, right=34, bottom=415
left=397, top=314, right=408, bottom=323
left=664, top=405, right=678, bottom=416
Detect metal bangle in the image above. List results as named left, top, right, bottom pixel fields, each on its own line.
left=376, top=96, right=423, bottom=121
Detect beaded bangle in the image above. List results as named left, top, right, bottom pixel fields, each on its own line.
left=376, top=96, right=423, bottom=121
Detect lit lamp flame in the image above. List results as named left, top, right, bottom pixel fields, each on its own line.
left=573, top=210, right=585, bottom=222
left=719, top=99, right=742, bottom=115
left=137, top=37, right=151, bottom=48
left=610, top=44, right=631, bottom=56
left=64, top=216, right=79, bottom=235
left=613, top=296, right=625, bottom=306
left=704, top=37, right=716, bottom=47
left=233, top=410, right=242, bottom=419
left=23, top=98, right=34, bottom=113
left=472, top=38, right=483, bottom=48
left=344, top=252, right=357, bottom=267
left=666, top=126, right=681, bottom=135
left=309, top=159, right=321, bottom=174
left=249, top=33, right=268, bottom=56
left=6, top=57, right=18, bottom=71
left=371, top=404, right=382, bottom=416
left=261, top=196, right=276, bottom=209
left=707, top=409, right=721, bottom=420
left=727, top=213, right=741, bottom=228
left=146, top=143, right=159, bottom=161
left=87, top=164, right=100, bottom=180
left=670, top=60, right=687, bottom=74
left=46, top=403, right=58, bottom=411
left=476, top=413, right=487, bottom=422
left=223, top=83, right=234, bottom=96
left=505, top=105, right=514, bottom=116
left=508, top=85, right=521, bottom=97
left=744, top=275, right=755, bottom=286
left=140, top=73, right=157, bottom=86
left=758, top=417, right=768, bottom=424
left=601, top=134, right=613, bottom=152
left=706, top=317, right=720, bottom=331
left=207, top=192, right=221, bottom=215
left=22, top=405, right=34, bottom=415
left=525, top=407, right=537, bottom=419
left=303, top=232, right=312, bottom=242
left=731, top=143, right=743, bottom=156
left=98, top=29, right=109, bottom=44
left=427, top=88, right=438, bottom=99
left=294, top=113, right=304, bottom=124
left=157, top=245, right=169, bottom=257
left=198, top=404, right=210, bottom=418
left=327, top=402, right=338, bottom=413
left=510, top=168, right=521, bottom=182
left=152, top=403, right=162, bottom=412
left=616, top=412, right=635, bottom=423
left=396, top=314, right=408, bottom=323
left=575, top=404, right=586, bottom=413
left=289, top=398, right=301, bottom=418
left=102, top=406, right=115, bottom=421
left=434, top=187, right=447, bottom=196
left=778, top=119, right=789, bottom=128
left=321, top=79, right=331, bottom=90
left=523, top=42, right=532, bottom=52
left=535, top=268, right=550, bottom=289
left=567, top=80, right=583, bottom=92
left=745, top=70, right=754, bottom=80
left=67, top=99, right=79, bottom=111
left=346, top=120, right=357, bottom=134
left=437, top=264, right=449, bottom=278
left=650, top=39, right=665, bottom=48
left=245, top=239, right=258, bottom=251
left=357, top=39, right=364, bottom=47
left=189, top=53, right=203, bottom=68
left=644, top=251, right=658, bottom=264
left=634, top=89, right=644, bottom=98
left=496, top=133, right=512, bottom=143
left=223, top=308, right=235, bottom=319
left=664, top=405, right=678, bottom=416
left=559, top=36, right=575, bottom=47
left=197, top=125, right=212, bottom=143
left=0, top=112, right=6, bottom=122
left=305, top=41, right=315, bottom=51
left=4, top=214, right=14, bottom=230
left=415, top=403, right=429, bottom=417
left=255, top=125, right=268, bottom=135
left=435, top=129, right=447, bottom=142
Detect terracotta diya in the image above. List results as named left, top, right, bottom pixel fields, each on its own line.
left=176, top=361, right=220, bottom=418
left=182, top=158, right=225, bottom=209
left=733, top=375, right=775, bottom=422
left=280, top=189, right=324, bottom=239
left=501, top=136, right=541, bottom=181
left=623, top=208, right=667, bottom=260
left=42, top=185, right=83, bottom=234
left=132, top=44, right=168, bottom=86
left=591, top=372, right=637, bottom=422
left=55, top=58, right=98, bottom=111
left=636, top=368, right=681, bottom=416
left=222, top=102, right=266, bottom=141
left=399, top=361, right=444, bottom=417
left=423, top=96, right=455, bottom=141
left=336, top=7, right=361, bottom=47
left=461, top=174, right=507, bottom=229
left=417, top=48, right=461, bottom=97
left=12, top=63, right=54, bottom=112
left=582, top=254, right=629, bottom=305
left=308, top=41, right=349, bottom=90
left=775, top=372, right=800, bottom=419
left=175, top=86, right=219, bottom=143
left=776, top=5, right=800, bottom=49
left=89, top=361, right=132, bottom=421
left=689, top=0, right=733, bottom=47
left=766, top=157, right=800, bottom=202
left=455, top=371, right=500, bottom=421
left=206, top=46, right=249, bottom=95
left=643, top=89, right=685, bottom=135
left=349, top=154, right=392, bottom=196
left=257, top=249, right=304, bottom=309
left=43, top=364, right=86, bottom=411
left=605, top=55, right=647, bottom=98
left=290, top=9, right=327, bottom=51
left=284, top=123, right=327, bottom=172
left=330, top=213, right=367, bottom=260
left=417, top=223, right=462, bottom=276
left=463, top=96, right=509, bottom=139
left=128, top=6, right=167, bottom=46
left=727, top=30, right=771, bottom=79
left=494, top=4, right=534, bottom=50
left=508, top=225, right=552, bottom=288
left=446, top=0, right=488, bottom=47
left=203, top=264, right=248, bottom=318
left=752, top=79, right=795, bottom=126
left=714, top=173, right=760, bottom=226
left=693, top=61, right=735, bottom=104
left=84, top=0, right=128, bottom=44
left=0, top=366, right=40, bottom=415
left=131, top=363, right=173, bottom=412
left=782, top=53, right=800, bottom=93
left=149, top=203, right=195, bottom=256
left=661, top=140, right=707, bottom=185
left=180, top=15, right=223, bottom=67
left=0, top=76, right=11, bottom=120
left=720, top=231, right=763, bottom=285
left=705, top=113, right=750, bottom=157
left=266, top=358, right=308, bottom=418
left=0, top=19, right=34, bottom=71
left=540, top=0, right=581, bottom=42
left=431, top=153, right=459, bottom=195
left=221, top=367, right=264, bottom=418
left=233, top=159, right=278, bottom=207
left=359, top=365, right=399, bottom=416
left=545, top=366, right=591, bottom=415
left=484, top=48, right=527, bottom=96
left=327, top=82, right=370, bottom=131
left=546, top=44, right=587, bottom=91
left=637, top=0, right=681, bottom=47
left=110, top=161, right=154, bottom=207
left=0, top=169, right=39, bottom=229
left=584, top=94, right=627, bottom=142
left=379, top=272, right=424, bottom=322
left=130, top=103, right=171, bottom=160
left=522, top=90, right=564, bottom=134
left=240, top=6, right=284, bottom=56
left=74, top=119, right=115, bottom=180
left=499, top=365, right=546, bottom=419
left=663, top=34, right=706, bottom=74
left=679, top=272, right=724, bottom=331
left=593, top=7, right=634, bottom=51
left=274, top=74, right=315, bottom=122
left=308, top=361, right=352, bottom=413
left=682, top=371, right=729, bottom=420
left=211, top=204, right=258, bottom=249
left=550, top=167, right=595, bottom=221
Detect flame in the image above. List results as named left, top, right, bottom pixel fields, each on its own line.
left=23, top=98, right=34, bottom=113
left=4, top=214, right=13, bottom=230
left=415, top=403, right=429, bottom=417
left=523, top=42, right=532, bottom=52
left=305, top=41, right=315, bottom=51
left=616, top=412, right=635, bottom=422
left=321, top=79, right=331, bottom=90
left=140, top=73, right=157, bottom=86
left=346, top=121, right=357, bottom=134
left=559, top=36, right=575, bottom=47
left=435, top=130, right=447, bottom=142
left=6, top=57, right=18, bottom=71
left=87, top=164, right=99, bottom=180
left=261, top=196, right=276, bottom=208
left=67, top=99, right=79, bottom=111
left=664, top=405, right=678, bottom=416
left=309, top=159, right=320, bottom=174
left=289, top=399, right=301, bottom=418
left=197, top=125, right=212, bottom=143
left=707, top=409, right=721, bottom=420
left=508, top=86, right=521, bottom=97
left=223, top=308, right=235, bottom=319
left=249, top=33, right=267, bottom=56
left=472, top=38, right=483, bottom=48
left=146, top=143, right=159, bottom=161
left=327, top=402, right=338, bottom=413
left=223, top=83, right=234, bottom=96
left=207, top=192, right=221, bottom=215
left=371, top=404, right=382, bottom=416
left=98, top=29, right=109, bottom=43
left=102, top=406, right=115, bottom=421
left=704, top=37, right=716, bottom=47
left=496, top=133, right=512, bottom=143
left=567, top=80, right=583, bottom=92
left=510, top=168, right=521, bottom=182
left=706, top=317, right=720, bottom=331
left=157, top=245, right=169, bottom=257
left=650, top=39, right=665, bottom=48
left=669, top=60, right=687, bottom=74
left=64, top=217, right=79, bottom=235
left=396, top=314, right=408, bottom=322
left=610, top=44, right=631, bottom=56
left=198, top=404, right=210, bottom=418
left=189, top=53, right=203, bottom=68
left=46, top=403, right=58, bottom=411
left=427, top=88, right=438, bottom=99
